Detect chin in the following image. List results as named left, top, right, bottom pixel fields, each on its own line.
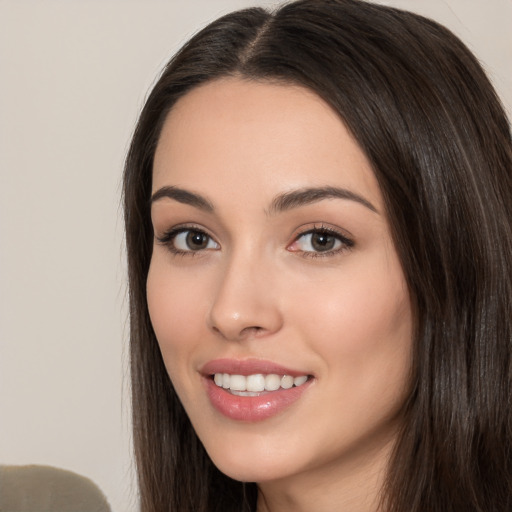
left=204, top=441, right=296, bottom=483
left=211, top=458, right=286, bottom=484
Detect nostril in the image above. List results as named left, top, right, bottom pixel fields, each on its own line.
left=211, top=324, right=266, bottom=341
left=240, top=326, right=265, bottom=337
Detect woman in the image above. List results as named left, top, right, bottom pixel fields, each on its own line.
left=123, top=0, right=512, bottom=510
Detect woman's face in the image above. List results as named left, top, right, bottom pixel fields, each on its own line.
left=147, top=78, right=412, bottom=490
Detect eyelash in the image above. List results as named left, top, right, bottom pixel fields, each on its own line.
left=290, top=225, right=354, bottom=259
left=156, top=224, right=354, bottom=258
left=156, top=225, right=218, bottom=257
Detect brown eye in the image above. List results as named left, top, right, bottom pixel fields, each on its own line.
left=186, top=230, right=210, bottom=250
left=168, top=229, right=219, bottom=253
left=310, top=232, right=337, bottom=251
left=288, top=228, right=354, bottom=257
left=295, top=231, right=342, bottom=253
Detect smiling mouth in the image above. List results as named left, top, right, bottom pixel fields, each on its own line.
left=204, top=364, right=314, bottom=421
left=212, top=373, right=310, bottom=396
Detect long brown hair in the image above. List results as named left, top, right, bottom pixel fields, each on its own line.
left=123, top=1, right=512, bottom=510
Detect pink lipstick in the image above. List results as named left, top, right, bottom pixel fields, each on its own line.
left=201, top=359, right=313, bottom=422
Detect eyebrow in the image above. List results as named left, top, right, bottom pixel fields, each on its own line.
left=150, top=186, right=214, bottom=212
left=268, top=186, right=378, bottom=215
left=150, top=185, right=378, bottom=215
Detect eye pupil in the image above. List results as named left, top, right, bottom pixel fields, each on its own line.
left=311, top=232, right=336, bottom=251
left=186, top=230, right=208, bottom=250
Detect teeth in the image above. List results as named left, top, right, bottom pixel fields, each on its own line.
left=230, top=390, right=260, bottom=397
left=265, top=374, right=281, bottom=391
left=212, top=373, right=309, bottom=393
left=293, top=375, right=308, bottom=386
left=229, top=374, right=246, bottom=391
left=281, top=375, right=294, bottom=389
left=247, top=374, right=265, bottom=392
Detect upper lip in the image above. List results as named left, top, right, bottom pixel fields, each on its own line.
left=201, top=358, right=311, bottom=377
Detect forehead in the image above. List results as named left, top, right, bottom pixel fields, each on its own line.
left=152, top=78, right=383, bottom=211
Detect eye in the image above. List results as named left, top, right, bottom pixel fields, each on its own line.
left=288, top=227, right=354, bottom=256
left=157, top=227, right=219, bottom=254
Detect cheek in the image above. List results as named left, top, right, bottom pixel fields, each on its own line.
left=291, top=254, right=412, bottom=398
left=146, top=257, right=206, bottom=381
left=297, top=255, right=409, bottom=333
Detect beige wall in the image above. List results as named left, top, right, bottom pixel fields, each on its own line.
left=0, top=1, right=510, bottom=511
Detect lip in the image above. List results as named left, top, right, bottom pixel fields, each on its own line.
left=201, top=358, right=313, bottom=422
left=201, top=358, right=310, bottom=377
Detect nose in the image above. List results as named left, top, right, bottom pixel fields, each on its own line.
left=207, top=251, right=283, bottom=342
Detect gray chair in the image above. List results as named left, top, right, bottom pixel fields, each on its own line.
left=0, top=465, right=111, bottom=512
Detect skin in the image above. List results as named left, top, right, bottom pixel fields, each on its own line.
left=147, top=78, right=413, bottom=512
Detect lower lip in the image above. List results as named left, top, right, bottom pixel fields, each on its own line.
left=204, top=377, right=312, bottom=422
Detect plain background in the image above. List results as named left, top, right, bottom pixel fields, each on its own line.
left=1, top=1, right=510, bottom=511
